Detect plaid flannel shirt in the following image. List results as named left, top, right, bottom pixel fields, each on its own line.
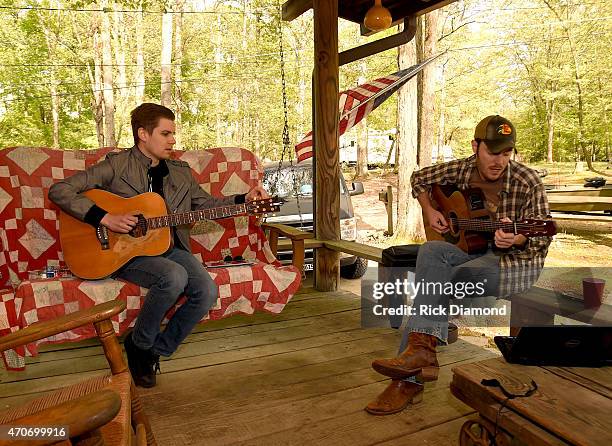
left=411, top=154, right=552, bottom=297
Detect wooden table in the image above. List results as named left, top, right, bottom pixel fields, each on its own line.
left=451, top=357, right=612, bottom=446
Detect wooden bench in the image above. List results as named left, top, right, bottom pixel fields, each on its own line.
left=547, top=195, right=612, bottom=212
left=511, top=286, right=612, bottom=330
left=265, top=226, right=612, bottom=336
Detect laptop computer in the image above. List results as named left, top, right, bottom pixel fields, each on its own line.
left=495, top=326, right=612, bottom=367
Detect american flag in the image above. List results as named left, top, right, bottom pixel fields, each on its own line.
left=295, top=56, right=439, bottom=163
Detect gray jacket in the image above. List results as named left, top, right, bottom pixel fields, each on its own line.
left=49, top=146, right=238, bottom=252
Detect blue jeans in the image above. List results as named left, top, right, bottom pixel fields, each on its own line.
left=398, top=240, right=500, bottom=351
left=115, top=247, right=218, bottom=357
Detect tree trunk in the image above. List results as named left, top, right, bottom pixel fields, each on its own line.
left=355, top=66, right=369, bottom=179
left=112, top=8, right=127, bottom=92
left=71, top=13, right=104, bottom=146
left=92, top=28, right=105, bottom=147
left=418, top=10, right=438, bottom=169
left=160, top=9, right=173, bottom=107
left=395, top=27, right=425, bottom=242
left=437, top=61, right=447, bottom=163
left=546, top=97, right=555, bottom=163
left=112, top=7, right=127, bottom=143
left=355, top=118, right=369, bottom=178
left=173, top=0, right=185, bottom=149
left=100, top=1, right=116, bottom=147
left=543, top=1, right=590, bottom=170
left=134, top=3, right=145, bottom=105
left=214, top=13, right=223, bottom=145
left=41, top=18, right=60, bottom=148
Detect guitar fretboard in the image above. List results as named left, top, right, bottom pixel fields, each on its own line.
left=147, top=203, right=248, bottom=229
left=450, top=218, right=535, bottom=234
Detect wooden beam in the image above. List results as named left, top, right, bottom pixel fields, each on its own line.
left=547, top=195, right=612, bottom=212
left=282, top=0, right=312, bottom=21
left=340, top=16, right=416, bottom=66
left=313, top=0, right=340, bottom=292
left=323, top=240, right=383, bottom=263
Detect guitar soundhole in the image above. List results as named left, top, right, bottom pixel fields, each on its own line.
left=129, top=214, right=148, bottom=238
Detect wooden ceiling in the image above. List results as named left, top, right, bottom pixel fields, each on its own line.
left=282, top=0, right=457, bottom=26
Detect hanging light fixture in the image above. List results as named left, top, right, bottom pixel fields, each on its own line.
left=364, top=0, right=392, bottom=32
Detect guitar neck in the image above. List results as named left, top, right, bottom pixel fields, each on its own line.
left=451, top=218, right=533, bottom=235
left=147, top=203, right=248, bottom=229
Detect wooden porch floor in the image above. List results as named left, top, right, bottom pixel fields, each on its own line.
left=1, top=288, right=498, bottom=445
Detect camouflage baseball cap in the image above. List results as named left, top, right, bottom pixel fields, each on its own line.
left=474, top=115, right=516, bottom=153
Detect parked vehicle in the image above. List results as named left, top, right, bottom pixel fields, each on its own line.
left=263, top=160, right=368, bottom=279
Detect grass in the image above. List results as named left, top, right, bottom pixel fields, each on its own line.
left=529, top=161, right=611, bottom=186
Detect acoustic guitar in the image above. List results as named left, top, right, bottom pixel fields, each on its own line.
left=424, top=184, right=557, bottom=254
left=59, top=189, right=281, bottom=279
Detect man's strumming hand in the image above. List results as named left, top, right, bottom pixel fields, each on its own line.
left=101, top=213, right=138, bottom=233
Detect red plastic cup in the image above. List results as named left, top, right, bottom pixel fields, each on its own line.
left=582, top=278, right=605, bottom=309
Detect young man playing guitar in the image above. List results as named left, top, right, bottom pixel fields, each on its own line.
left=49, top=103, right=269, bottom=387
left=365, top=115, right=553, bottom=415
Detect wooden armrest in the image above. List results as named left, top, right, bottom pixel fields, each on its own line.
left=322, top=240, right=384, bottom=263
left=261, top=224, right=314, bottom=272
left=5, top=389, right=121, bottom=446
left=0, top=299, right=126, bottom=352
left=261, top=223, right=313, bottom=240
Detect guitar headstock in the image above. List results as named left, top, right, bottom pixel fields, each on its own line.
left=522, top=219, right=557, bottom=237
left=246, top=196, right=282, bottom=215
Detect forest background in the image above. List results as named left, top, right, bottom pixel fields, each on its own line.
left=1, top=0, right=610, bottom=166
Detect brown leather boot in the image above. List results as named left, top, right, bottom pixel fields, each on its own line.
left=365, top=380, right=424, bottom=415
left=371, top=332, right=439, bottom=381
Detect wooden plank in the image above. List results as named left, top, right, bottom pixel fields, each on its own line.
left=323, top=239, right=383, bottom=263
left=225, top=353, right=494, bottom=446
left=376, top=415, right=473, bottom=445
left=452, top=357, right=612, bottom=445
left=146, top=342, right=495, bottom=445
left=313, top=0, right=340, bottom=292
left=513, top=286, right=612, bottom=325
left=276, top=237, right=324, bottom=251
left=339, top=16, right=417, bottom=66
left=262, top=222, right=313, bottom=240
left=1, top=290, right=359, bottom=372
left=546, top=185, right=612, bottom=197
left=547, top=195, right=612, bottom=212
left=0, top=307, right=365, bottom=385
left=551, top=212, right=612, bottom=224
left=543, top=366, right=612, bottom=399
left=281, top=0, right=312, bottom=21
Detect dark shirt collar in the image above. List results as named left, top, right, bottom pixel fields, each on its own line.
left=149, top=159, right=169, bottom=177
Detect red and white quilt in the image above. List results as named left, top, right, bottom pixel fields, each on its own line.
left=0, top=146, right=301, bottom=370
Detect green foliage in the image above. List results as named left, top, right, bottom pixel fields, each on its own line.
left=0, top=0, right=609, bottom=164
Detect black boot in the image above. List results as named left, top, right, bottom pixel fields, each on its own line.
left=124, top=332, right=161, bottom=388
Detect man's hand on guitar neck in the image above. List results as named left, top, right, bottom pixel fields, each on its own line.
left=246, top=185, right=269, bottom=202
left=101, top=213, right=138, bottom=234
left=495, top=217, right=527, bottom=249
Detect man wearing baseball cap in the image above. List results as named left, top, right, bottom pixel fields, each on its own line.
left=365, top=115, right=553, bottom=415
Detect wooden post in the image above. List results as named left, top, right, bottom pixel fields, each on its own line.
left=385, top=185, right=393, bottom=235
left=313, top=0, right=340, bottom=291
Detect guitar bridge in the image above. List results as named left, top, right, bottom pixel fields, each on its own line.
left=96, top=225, right=110, bottom=250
